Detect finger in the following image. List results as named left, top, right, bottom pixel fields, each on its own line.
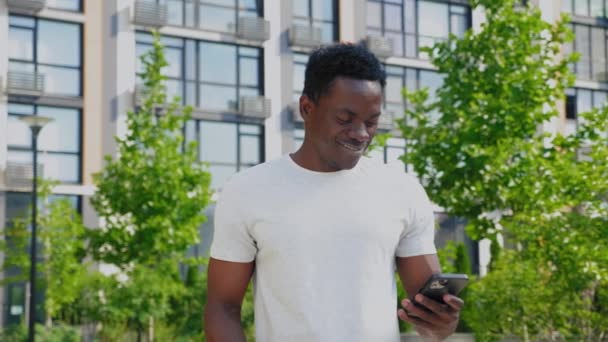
left=401, top=299, right=445, bottom=326
left=443, top=294, right=464, bottom=311
left=397, top=309, right=434, bottom=331
left=414, top=294, right=452, bottom=318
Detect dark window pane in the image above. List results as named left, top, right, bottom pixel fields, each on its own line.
left=8, top=27, right=34, bottom=61
left=367, top=1, right=382, bottom=29
left=38, top=20, right=81, bottom=67
left=200, top=42, right=237, bottom=83
left=565, top=93, right=577, bottom=119
left=384, top=4, right=403, bottom=31
left=37, top=106, right=80, bottom=152
left=312, top=0, right=334, bottom=21
left=239, top=0, right=259, bottom=12
left=37, top=65, right=81, bottom=96
left=199, top=121, right=237, bottom=163
left=200, top=5, right=236, bottom=32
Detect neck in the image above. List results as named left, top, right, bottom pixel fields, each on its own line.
left=290, top=142, right=340, bottom=173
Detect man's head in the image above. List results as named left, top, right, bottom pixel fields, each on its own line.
left=298, top=43, right=386, bottom=172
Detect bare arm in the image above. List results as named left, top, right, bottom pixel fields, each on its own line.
left=396, top=254, right=463, bottom=341
left=204, top=258, right=255, bottom=342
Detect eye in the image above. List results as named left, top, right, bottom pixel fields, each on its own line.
left=336, top=116, right=351, bottom=125
left=366, top=120, right=378, bottom=128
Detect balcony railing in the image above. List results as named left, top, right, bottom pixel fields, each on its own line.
left=289, top=24, right=322, bottom=48
left=1, top=162, right=44, bottom=190
left=236, top=17, right=270, bottom=42
left=133, top=0, right=168, bottom=28
left=240, top=96, right=271, bottom=119
left=364, top=35, right=394, bottom=59
left=6, top=0, right=46, bottom=14
left=6, top=71, right=45, bottom=97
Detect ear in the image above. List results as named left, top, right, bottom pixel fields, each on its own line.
left=299, top=95, right=314, bottom=122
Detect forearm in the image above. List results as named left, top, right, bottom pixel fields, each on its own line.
left=204, top=302, right=247, bottom=342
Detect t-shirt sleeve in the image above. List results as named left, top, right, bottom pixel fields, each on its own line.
left=395, top=177, right=437, bottom=258
left=209, top=178, right=257, bottom=262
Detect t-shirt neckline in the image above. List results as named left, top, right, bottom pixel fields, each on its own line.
left=285, top=153, right=363, bottom=178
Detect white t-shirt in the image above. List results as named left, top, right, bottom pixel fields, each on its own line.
left=210, top=154, right=437, bottom=342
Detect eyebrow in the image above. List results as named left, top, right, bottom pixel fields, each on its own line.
left=339, top=108, right=382, bottom=119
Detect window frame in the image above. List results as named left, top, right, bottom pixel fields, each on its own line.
left=291, top=0, right=340, bottom=43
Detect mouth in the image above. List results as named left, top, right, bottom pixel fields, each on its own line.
left=336, top=140, right=366, bottom=153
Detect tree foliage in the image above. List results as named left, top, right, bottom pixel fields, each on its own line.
left=400, top=0, right=608, bottom=339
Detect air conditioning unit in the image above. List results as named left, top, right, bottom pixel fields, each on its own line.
left=6, top=0, right=46, bottom=14
left=6, top=71, right=45, bottom=97
left=288, top=24, right=322, bottom=48
left=133, top=0, right=168, bottom=28
left=1, top=162, right=44, bottom=190
left=237, top=17, right=270, bottom=42
left=594, top=71, right=608, bottom=82
left=378, top=110, right=395, bottom=131
left=240, top=96, right=271, bottom=119
left=364, top=35, right=394, bottom=59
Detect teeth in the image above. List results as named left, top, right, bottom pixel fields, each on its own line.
left=337, top=141, right=363, bottom=152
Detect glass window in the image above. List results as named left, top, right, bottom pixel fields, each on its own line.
left=190, top=120, right=263, bottom=188
left=570, top=23, right=607, bottom=81
left=7, top=104, right=81, bottom=184
left=200, top=43, right=237, bottom=83
left=199, top=5, right=235, bottom=32
left=292, top=0, right=338, bottom=43
left=8, top=16, right=82, bottom=97
left=565, top=88, right=608, bottom=134
left=367, top=0, right=470, bottom=59
left=46, top=0, right=81, bottom=11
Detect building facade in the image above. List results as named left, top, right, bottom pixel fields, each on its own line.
left=0, top=0, right=605, bottom=327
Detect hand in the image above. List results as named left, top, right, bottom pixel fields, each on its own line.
left=397, top=293, right=463, bottom=342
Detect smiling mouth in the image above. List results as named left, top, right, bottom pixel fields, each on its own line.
left=336, top=140, right=365, bottom=153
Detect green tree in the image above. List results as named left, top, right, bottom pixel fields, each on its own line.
left=400, top=0, right=608, bottom=339
left=87, top=31, right=212, bottom=340
left=0, top=181, right=88, bottom=327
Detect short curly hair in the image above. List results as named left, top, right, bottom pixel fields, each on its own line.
left=302, top=43, right=386, bottom=103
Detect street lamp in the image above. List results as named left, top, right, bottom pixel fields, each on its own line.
left=18, top=114, right=53, bottom=342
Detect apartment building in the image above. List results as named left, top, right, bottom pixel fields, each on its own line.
left=0, top=0, right=605, bottom=327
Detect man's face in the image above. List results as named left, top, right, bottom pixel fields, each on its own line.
left=300, top=77, right=383, bottom=171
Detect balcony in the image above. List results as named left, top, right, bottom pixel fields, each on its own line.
left=289, top=24, right=322, bottom=48
left=6, top=71, right=45, bottom=98
left=133, top=0, right=168, bottom=28
left=1, top=162, right=44, bottom=190
left=364, top=35, right=394, bottom=59
left=240, top=96, right=271, bottom=119
left=236, top=17, right=270, bottom=42
left=6, top=0, right=46, bottom=14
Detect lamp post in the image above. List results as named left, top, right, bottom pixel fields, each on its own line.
left=18, top=114, right=53, bottom=342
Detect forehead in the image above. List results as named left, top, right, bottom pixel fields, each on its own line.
left=322, top=77, right=383, bottom=101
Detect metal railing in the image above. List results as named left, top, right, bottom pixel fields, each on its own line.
left=289, top=24, right=322, bottom=48
left=6, top=0, right=46, bottom=14
left=6, top=71, right=45, bottom=96
left=133, top=0, right=168, bottom=27
left=240, top=96, right=271, bottom=119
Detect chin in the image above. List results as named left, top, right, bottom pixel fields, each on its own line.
left=334, top=155, right=361, bottom=170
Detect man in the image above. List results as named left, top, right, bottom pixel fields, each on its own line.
left=205, top=43, right=463, bottom=342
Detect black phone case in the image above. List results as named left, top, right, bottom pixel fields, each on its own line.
left=416, top=273, right=469, bottom=303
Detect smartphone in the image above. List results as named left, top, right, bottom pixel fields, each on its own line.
left=412, top=273, right=469, bottom=307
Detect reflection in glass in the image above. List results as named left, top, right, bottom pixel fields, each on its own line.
left=38, top=20, right=81, bottom=67
left=8, top=28, right=34, bottom=61
left=37, top=106, right=80, bottom=152
left=199, top=121, right=237, bottom=164
left=199, top=5, right=235, bottom=32
left=200, top=43, right=237, bottom=83
left=37, top=65, right=81, bottom=96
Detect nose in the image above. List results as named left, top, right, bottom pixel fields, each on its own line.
left=347, top=122, right=370, bottom=143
